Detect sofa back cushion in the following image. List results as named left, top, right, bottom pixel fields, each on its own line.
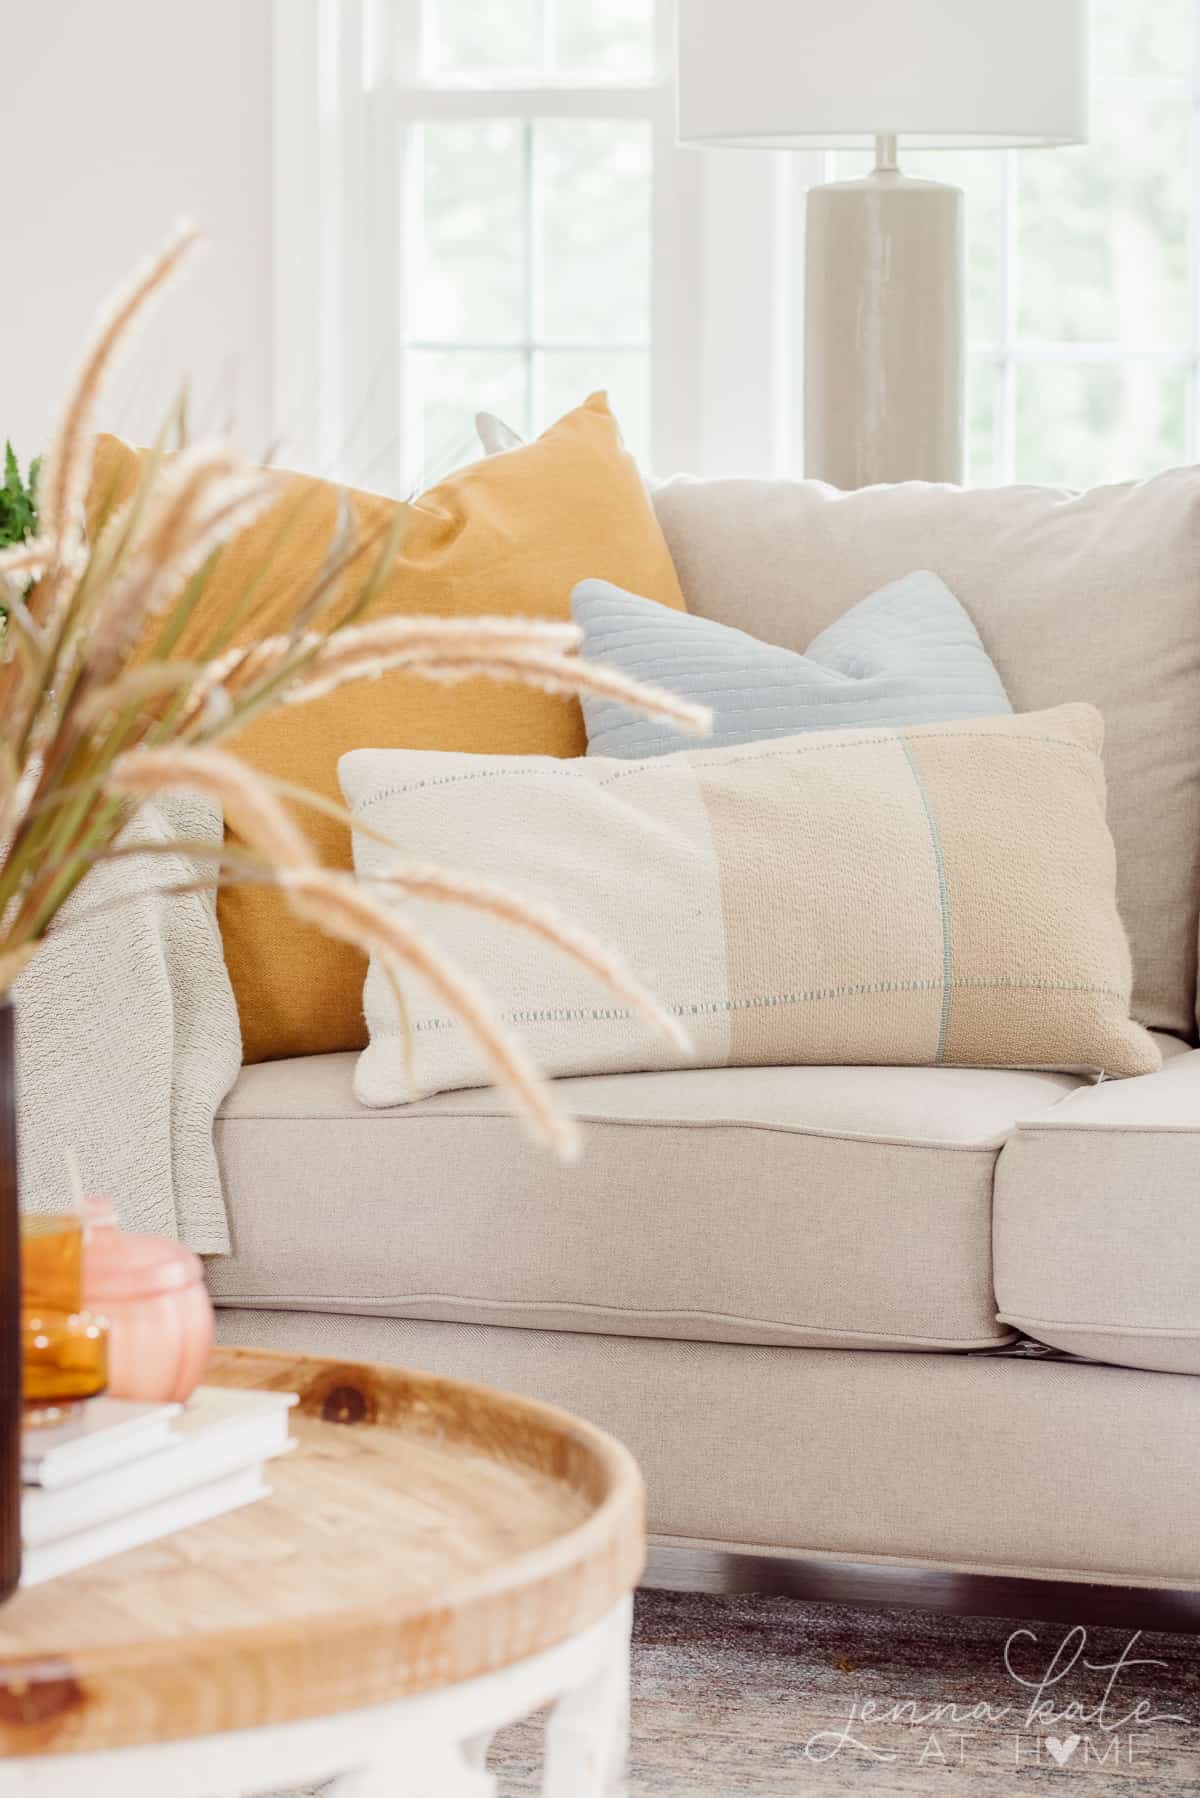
left=653, top=471, right=1200, bottom=1040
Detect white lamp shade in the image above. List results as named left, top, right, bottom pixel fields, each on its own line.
left=677, top=0, right=1089, bottom=150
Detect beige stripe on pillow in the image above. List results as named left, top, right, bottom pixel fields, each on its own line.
left=904, top=709, right=1141, bottom=1073
left=696, top=737, right=948, bottom=1066
left=340, top=703, right=1160, bottom=1108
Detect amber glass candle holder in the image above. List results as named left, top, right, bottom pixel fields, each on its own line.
left=20, top=1215, right=108, bottom=1423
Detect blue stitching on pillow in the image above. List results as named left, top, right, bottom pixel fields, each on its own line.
left=349, top=727, right=1092, bottom=814
left=376, top=976, right=1129, bottom=1038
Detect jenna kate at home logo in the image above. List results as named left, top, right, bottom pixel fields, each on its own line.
left=803, top=1627, right=1190, bottom=1771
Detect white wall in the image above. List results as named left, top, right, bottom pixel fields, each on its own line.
left=2, top=0, right=274, bottom=463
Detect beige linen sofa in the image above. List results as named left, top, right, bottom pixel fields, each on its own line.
left=208, top=470, right=1200, bottom=1622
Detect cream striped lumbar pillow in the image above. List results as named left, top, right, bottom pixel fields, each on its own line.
left=339, top=703, right=1160, bottom=1106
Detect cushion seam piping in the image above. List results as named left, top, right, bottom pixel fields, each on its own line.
left=1012, top=1122, right=1200, bottom=1137
left=209, top=1294, right=1011, bottom=1346
left=998, top=1310, right=1200, bottom=1340
left=215, top=1112, right=1016, bottom=1150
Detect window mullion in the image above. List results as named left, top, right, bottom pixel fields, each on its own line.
left=649, top=0, right=704, bottom=471
left=389, top=0, right=424, bottom=492
left=996, top=149, right=1020, bottom=485
left=315, top=0, right=370, bottom=476
left=540, top=0, right=555, bottom=76
left=402, top=124, right=427, bottom=489
left=381, top=84, right=659, bottom=120
left=272, top=0, right=322, bottom=471
left=525, top=120, right=542, bottom=438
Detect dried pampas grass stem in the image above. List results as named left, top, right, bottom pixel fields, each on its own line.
left=282, top=867, right=581, bottom=1159
left=1, top=223, right=710, bottom=1162
left=108, top=746, right=315, bottom=872
left=37, top=223, right=202, bottom=565
left=366, top=863, right=692, bottom=1055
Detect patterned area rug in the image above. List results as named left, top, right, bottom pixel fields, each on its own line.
left=491, top=1590, right=1200, bottom=1795
left=273, top=1590, right=1200, bottom=1795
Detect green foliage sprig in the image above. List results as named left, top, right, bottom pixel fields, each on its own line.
left=0, top=443, right=40, bottom=555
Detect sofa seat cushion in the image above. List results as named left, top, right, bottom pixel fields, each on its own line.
left=209, top=1055, right=1086, bottom=1350
left=995, top=1037, right=1200, bottom=1375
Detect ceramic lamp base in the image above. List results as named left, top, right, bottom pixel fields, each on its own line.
left=804, top=163, right=964, bottom=488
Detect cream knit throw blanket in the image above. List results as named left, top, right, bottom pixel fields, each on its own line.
left=11, top=795, right=241, bottom=1253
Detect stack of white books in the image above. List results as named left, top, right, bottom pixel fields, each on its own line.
left=21, top=1386, right=297, bottom=1586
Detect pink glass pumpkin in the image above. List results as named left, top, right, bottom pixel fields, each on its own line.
left=83, top=1202, right=213, bottom=1404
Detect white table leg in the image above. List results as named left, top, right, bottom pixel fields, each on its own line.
left=462, top=1728, right=495, bottom=1771
left=327, top=1737, right=496, bottom=1797
left=541, top=1597, right=632, bottom=1797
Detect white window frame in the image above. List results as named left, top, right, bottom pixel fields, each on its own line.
left=277, top=3, right=1200, bottom=489
left=965, top=134, right=1200, bottom=486
left=272, top=0, right=825, bottom=485
left=274, top=0, right=702, bottom=486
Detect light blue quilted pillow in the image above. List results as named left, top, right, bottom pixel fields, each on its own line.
left=572, top=570, right=1012, bottom=758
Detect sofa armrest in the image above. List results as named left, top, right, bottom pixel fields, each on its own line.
left=993, top=1049, right=1200, bottom=1375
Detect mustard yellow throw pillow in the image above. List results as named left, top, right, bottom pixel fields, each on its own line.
left=91, top=395, right=687, bottom=1060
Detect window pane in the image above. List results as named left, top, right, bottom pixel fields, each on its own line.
left=537, top=351, right=650, bottom=467
left=406, top=351, right=528, bottom=490
left=410, top=123, right=526, bottom=344
left=905, top=152, right=1004, bottom=346
left=1014, top=362, right=1188, bottom=488
left=538, top=121, right=651, bottom=341
left=1094, top=0, right=1192, bottom=79
left=1018, top=90, right=1191, bottom=345
left=966, top=360, right=999, bottom=487
left=553, top=0, right=654, bottom=76
left=425, top=0, right=540, bottom=75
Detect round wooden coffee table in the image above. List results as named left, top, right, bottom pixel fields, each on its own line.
left=0, top=1347, right=645, bottom=1796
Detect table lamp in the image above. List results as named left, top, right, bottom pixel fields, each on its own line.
left=677, top=0, right=1089, bottom=487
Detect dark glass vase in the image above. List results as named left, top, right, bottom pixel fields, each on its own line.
left=0, top=1002, right=20, bottom=1599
